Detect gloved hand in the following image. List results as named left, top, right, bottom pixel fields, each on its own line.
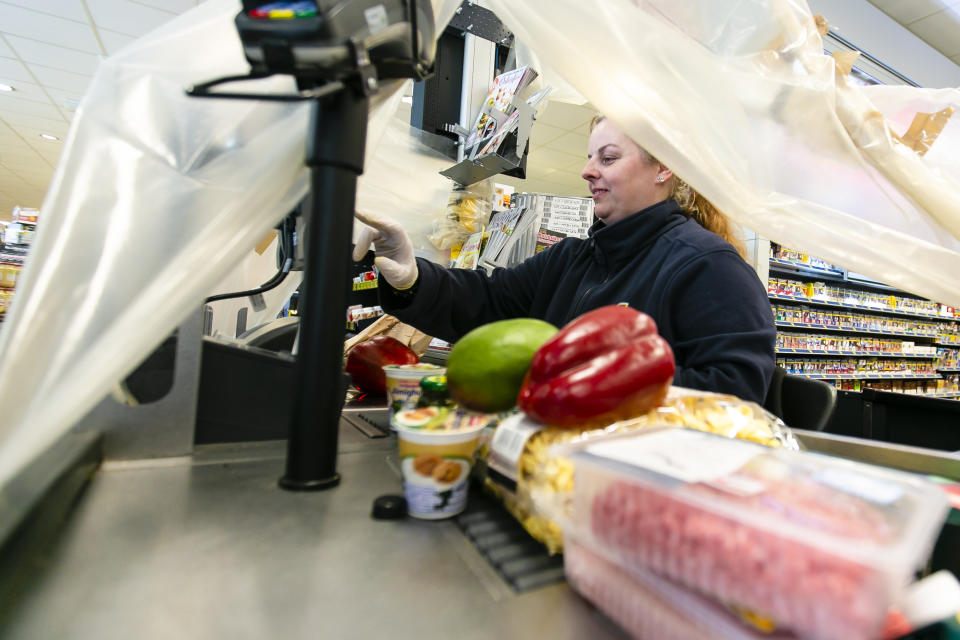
left=353, top=210, right=419, bottom=290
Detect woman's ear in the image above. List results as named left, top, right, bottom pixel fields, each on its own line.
left=655, top=165, right=673, bottom=184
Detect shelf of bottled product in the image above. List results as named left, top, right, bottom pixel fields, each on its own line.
left=773, top=321, right=939, bottom=339
left=775, top=348, right=937, bottom=359
left=767, top=292, right=948, bottom=321
left=781, top=371, right=941, bottom=381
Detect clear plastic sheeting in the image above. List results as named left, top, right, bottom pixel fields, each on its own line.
left=0, top=0, right=459, bottom=488
left=864, top=85, right=960, bottom=178
left=204, top=234, right=303, bottom=339
left=354, top=109, right=456, bottom=264
left=513, top=40, right=586, bottom=106
left=489, top=0, right=960, bottom=307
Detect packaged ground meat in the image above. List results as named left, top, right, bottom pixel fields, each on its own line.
left=564, top=534, right=798, bottom=640
left=569, top=429, right=950, bottom=640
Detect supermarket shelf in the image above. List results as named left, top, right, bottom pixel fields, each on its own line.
left=938, top=341, right=960, bottom=348
left=774, top=321, right=939, bottom=339
left=782, top=372, right=941, bottom=380
left=832, top=389, right=960, bottom=399
left=768, top=259, right=917, bottom=297
left=938, top=367, right=960, bottom=373
left=768, top=293, right=945, bottom=321
left=776, top=348, right=936, bottom=359
left=769, top=258, right=844, bottom=278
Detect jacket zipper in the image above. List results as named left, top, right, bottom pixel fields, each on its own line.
left=572, top=239, right=609, bottom=317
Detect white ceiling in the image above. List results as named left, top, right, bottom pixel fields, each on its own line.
left=0, top=0, right=204, bottom=222
left=867, top=0, right=960, bottom=66
left=499, top=100, right=594, bottom=198
left=0, top=0, right=958, bottom=222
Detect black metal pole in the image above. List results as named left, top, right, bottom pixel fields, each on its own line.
left=279, top=86, right=368, bottom=491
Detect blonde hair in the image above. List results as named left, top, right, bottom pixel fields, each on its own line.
left=588, top=115, right=746, bottom=258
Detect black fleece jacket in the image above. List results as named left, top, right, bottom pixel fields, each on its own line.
left=380, top=199, right=776, bottom=403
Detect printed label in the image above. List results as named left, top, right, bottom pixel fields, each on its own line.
left=708, top=474, right=766, bottom=497
left=815, top=467, right=904, bottom=505
left=547, top=198, right=591, bottom=213
left=248, top=293, right=267, bottom=312
left=400, top=454, right=471, bottom=519
left=541, top=221, right=589, bottom=235
left=537, top=230, right=565, bottom=245
left=385, top=377, right=423, bottom=427
left=543, top=211, right=587, bottom=222
left=487, top=413, right=544, bottom=488
left=585, top=429, right=760, bottom=483
left=404, top=481, right=469, bottom=517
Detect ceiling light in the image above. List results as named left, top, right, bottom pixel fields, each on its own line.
left=39, top=133, right=60, bottom=141
left=0, top=83, right=14, bottom=92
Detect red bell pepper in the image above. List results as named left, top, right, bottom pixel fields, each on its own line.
left=518, top=306, right=675, bottom=428
left=345, top=335, right=418, bottom=394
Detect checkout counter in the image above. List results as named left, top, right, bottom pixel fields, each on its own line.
left=1, top=342, right=958, bottom=639
left=0, top=403, right=624, bottom=639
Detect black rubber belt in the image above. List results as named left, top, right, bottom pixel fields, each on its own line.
left=455, top=493, right=565, bottom=593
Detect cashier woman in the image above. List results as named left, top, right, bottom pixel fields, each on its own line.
left=353, top=116, right=776, bottom=403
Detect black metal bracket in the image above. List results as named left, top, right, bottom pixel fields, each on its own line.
left=346, top=38, right=380, bottom=96
left=447, top=1, right=512, bottom=45
left=439, top=131, right=527, bottom=186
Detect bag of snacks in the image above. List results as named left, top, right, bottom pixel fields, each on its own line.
left=428, top=180, right=494, bottom=251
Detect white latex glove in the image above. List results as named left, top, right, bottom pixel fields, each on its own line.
left=353, top=210, right=419, bottom=290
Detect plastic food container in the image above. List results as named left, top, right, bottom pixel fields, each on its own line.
left=569, top=428, right=950, bottom=640
left=382, top=363, right=445, bottom=428
left=396, top=422, right=485, bottom=519
left=564, top=534, right=797, bottom=640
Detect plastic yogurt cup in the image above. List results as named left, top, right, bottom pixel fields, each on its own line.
left=383, top=363, right=445, bottom=427
left=395, top=422, right=485, bottom=519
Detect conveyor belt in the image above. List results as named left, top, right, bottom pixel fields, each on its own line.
left=456, top=493, right=565, bottom=593
left=340, top=408, right=391, bottom=438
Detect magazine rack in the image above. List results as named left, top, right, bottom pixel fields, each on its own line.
left=439, top=95, right=535, bottom=186
left=478, top=207, right=540, bottom=273
left=477, top=193, right=543, bottom=274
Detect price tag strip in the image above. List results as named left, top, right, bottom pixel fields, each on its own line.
left=486, top=413, right=544, bottom=493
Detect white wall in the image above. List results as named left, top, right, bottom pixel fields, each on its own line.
left=806, top=0, right=960, bottom=88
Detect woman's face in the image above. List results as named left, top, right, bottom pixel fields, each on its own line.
left=581, top=119, right=671, bottom=225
